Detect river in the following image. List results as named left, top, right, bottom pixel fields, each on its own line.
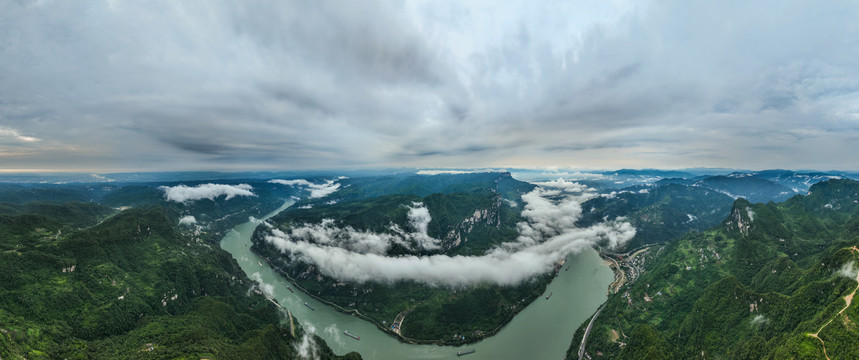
left=220, top=201, right=614, bottom=360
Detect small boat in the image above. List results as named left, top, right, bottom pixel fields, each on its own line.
left=343, top=330, right=360, bottom=340
left=304, top=302, right=315, bottom=311
left=258, top=261, right=263, bottom=267
left=287, top=286, right=295, bottom=293
left=546, top=292, right=553, bottom=300
left=457, top=349, right=476, bottom=356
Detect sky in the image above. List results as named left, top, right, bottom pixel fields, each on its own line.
left=1, top=0, right=859, bottom=172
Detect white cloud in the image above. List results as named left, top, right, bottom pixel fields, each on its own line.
left=532, top=178, right=595, bottom=193
left=839, top=261, right=859, bottom=280
left=159, top=183, right=255, bottom=203
left=269, top=179, right=341, bottom=198
left=511, top=170, right=606, bottom=182
left=416, top=169, right=506, bottom=175
left=0, top=126, right=40, bottom=142
left=249, top=272, right=276, bottom=299
left=750, top=314, right=769, bottom=327
left=90, top=173, right=113, bottom=181
left=264, top=181, right=634, bottom=286
left=4, top=2, right=859, bottom=171
left=295, top=322, right=320, bottom=360
left=270, top=202, right=439, bottom=254
left=178, top=215, right=197, bottom=225
left=407, top=202, right=439, bottom=250
left=323, top=324, right=344, bottom=347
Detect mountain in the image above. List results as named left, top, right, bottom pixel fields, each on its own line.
left=577, top=184, right=735, bottom=250
left=0, top=188, right=358, bottom=359
left=296, top=171, right=532, bottom=205
left=653, top=170, right=843, bottom=204
left=98, top=180, right=301, bottom=243
left=725, top=169, right=843, bottom=192
left=567, top=179, right=859, bottom=359
left=694, top=175, right=799, bottom=203
left=0, top=180, right=300, bottom=244
left=603, top=169, right=697, bottom=179
left=251, top=172, right=549, bottom=343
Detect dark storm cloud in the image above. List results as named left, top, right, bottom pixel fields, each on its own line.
left=1, top=0, right=858, bottom=171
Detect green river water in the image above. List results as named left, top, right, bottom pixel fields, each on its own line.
left=220, top=201, right=613, bottom=360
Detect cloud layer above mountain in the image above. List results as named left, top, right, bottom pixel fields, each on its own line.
left=264, top=180, right=634, bottom=286
left=2, top=1, right=858, bottom=171
left=267, top=202, right=440, bottom=254
left=160, top=183, right=255, bottom=203
left=269, top=179, right=342, bottom=198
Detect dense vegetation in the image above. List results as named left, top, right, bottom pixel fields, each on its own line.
left=99, top=180, right=299, bottom=243
left=567, top=179, right=859, bottom=359
left=0, top=189, right=358, bottom=359
left=577, top=184, right=734, bottom=250
left=292, top=172, right=532, bottom=205
left=252, top=172, right=548, bottom=343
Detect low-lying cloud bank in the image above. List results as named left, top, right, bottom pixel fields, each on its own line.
left=264, top=179, right=634, bottom=287
left=160, top=183, right=255, bottom=203
left=269, top=179, right=341, bottom=198
left=295, top=322, right=320, bottom=360
left=416, top=169, right=507, bottom=175
left=269, top=202, right=439, bottom=254
left=839, top=260, right=858, bottom=280
left=249, top=272, right=276, bottom=299
left=178, top=215, right=197, bottom=225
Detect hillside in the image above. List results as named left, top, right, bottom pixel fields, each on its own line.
left=0, top=201, right=359, bottom=360
left=568, top=179, right=859, bottom=359
left=577, top=184, right=734, bottom=250
left=251, top=172, right=551, bottom=343
left=99, top=180, right=301, bottom=243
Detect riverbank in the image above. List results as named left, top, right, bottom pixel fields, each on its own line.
left=223, top=204, right=614, bottom=360
left=597, top=245, right=653, bottom=295
left=252, top=247, right=555, bottom=346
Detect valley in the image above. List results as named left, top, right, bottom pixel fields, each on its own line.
left=2, top=168, right=858, bottom=359
left=6, top=3, right=857, bottom=358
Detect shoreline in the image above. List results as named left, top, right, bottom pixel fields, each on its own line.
left=253, top=246, right=553, bottom=346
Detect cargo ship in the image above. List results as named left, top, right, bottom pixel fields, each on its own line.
left=343, top=330, right=360, bottom=340
left=457, top=349, right=476, bottom=356
left=304, top=302, right=315, bottom=311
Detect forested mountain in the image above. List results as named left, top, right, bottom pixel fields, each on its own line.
left=653, top=170, right=847, bottom=204
left=0, top=187, right=358, bottom=359
left=577, top=184, right=735, bottom=250
left=295, top=172, right=533, bottom=206
left=251, top=172, right=547, bottom=343
left=568, top=179, right=859, bottom=359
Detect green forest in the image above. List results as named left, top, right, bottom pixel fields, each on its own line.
left=251, top=172, right=547, bottom=343
left=568, top=179, right=859, bottom=359
left=0, top=197, right=358, bottom=359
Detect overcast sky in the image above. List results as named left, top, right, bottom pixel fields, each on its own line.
left=2, top=0, right=858, bottom=172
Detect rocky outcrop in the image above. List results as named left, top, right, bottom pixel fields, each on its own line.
left=444, top=195, right=503, bottom=248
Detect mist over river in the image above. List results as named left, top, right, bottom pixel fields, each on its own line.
left=221, top=201, right=613, bottom=359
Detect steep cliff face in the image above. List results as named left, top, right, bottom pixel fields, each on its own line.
left=249, top=175, right=541, bottom=343
left=724, top=199, right=754, bottom=236
left=568, top=179, right=859, bottom=360
left=444, top=195, right=503, bottom=249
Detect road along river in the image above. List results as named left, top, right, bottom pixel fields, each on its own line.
left=221, top=201, right=613, bottom=360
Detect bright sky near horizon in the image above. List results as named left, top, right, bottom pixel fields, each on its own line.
left=2, top=1, right=858, bottom=172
